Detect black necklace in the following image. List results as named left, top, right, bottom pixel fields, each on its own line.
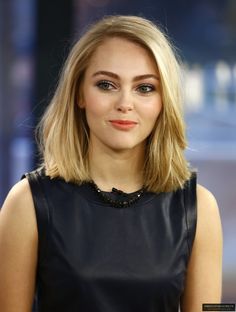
left=89, top=181, right=145, bottom=208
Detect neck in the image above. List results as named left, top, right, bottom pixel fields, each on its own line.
left=88, top=144, right=145, bottom=193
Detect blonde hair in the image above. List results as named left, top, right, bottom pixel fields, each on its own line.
left=37, top=15, right=191, bottom=193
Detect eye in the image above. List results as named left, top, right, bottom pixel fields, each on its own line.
left=136, top=84, right=155, bottom=93
left=96, top=80, right=115, bottom=91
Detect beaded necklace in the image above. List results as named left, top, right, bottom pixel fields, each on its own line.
left=89, top=181, right=145, bottom=208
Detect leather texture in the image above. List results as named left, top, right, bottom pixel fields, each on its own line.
left=23, top=169, right=197, bottom=312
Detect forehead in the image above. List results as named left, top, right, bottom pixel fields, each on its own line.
left=85, top=37, right=158, bottom=75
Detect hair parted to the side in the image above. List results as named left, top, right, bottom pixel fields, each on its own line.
left=37, top=15, right=191, bottom=193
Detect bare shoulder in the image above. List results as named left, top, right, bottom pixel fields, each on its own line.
left=196, top=184, right=221, bottom=227
left=195, top=183, right=222, bottom=247
left=197, top=183, right=218, bottom=206
left=180, top=184, right=223, bottom=311
left=1, top=178, right=33, bottom=209
left=0, top=179, right=38, bottom=311
left=1, top=177, right=33, bottom=207
left=0, top=178, right=37, bottom=241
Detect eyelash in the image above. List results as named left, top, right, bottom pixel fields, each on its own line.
left=95, top=80, right=156, bottom=93
left=136, top=84, right=155, bottom=93
left=96, top=80, right=115, bottom=90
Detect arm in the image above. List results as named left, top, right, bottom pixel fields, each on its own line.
left=180, top=184, right=223, bottom=312
left=0, top=179, right=38, bottom=312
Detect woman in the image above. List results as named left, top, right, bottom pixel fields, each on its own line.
left=0, top=15, right=222, bottom=312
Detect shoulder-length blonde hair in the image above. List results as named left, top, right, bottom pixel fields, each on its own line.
left=37, top=15, right=191, bottom=193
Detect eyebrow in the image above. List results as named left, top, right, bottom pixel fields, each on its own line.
left=92, top=70, right=159, bottom=81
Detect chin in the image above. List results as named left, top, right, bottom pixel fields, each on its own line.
left=108, top=142, right=142, bottom=152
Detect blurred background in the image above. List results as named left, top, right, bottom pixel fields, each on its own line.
left=0, top=0, right=235, bottom=303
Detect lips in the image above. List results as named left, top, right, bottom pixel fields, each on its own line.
left=109, top=119, right=138, bottom=130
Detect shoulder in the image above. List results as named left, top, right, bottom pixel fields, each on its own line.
left=197, top=183, right=217, bottom=205
left=1, top=178, right=34, bottom=212
left=195, top=183, right=222, bottom=254
left=0, top=178, right=37, bottom=240
left=0, top=179, right=38, bottom=311
left=180, top=184, right=223, bottom=310
left=5, top=177, right=32, bottom=199
left=196, top=184, right=221, bottom=223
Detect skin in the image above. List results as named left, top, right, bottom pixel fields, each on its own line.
left=0, top=37, right=223, bottom=311
left=80, top=37, right=162, bottom=192
left=180, top=185, right=223, bottom=311
left=0, top=179, right=37, bottom=312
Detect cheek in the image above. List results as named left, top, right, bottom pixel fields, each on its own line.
left=85, top=106, right=107, bottom=123
left=145, top=100, right=162, bottom=123
left=83, top=88, right=109, bottom=116
left=142, top=105, right=162, bottom=136
left=83, top=98, right=107, bottom=130
left=83, top=95, right=101, bottom=117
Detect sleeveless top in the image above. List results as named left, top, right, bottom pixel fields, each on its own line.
left=23, top=168, right=197, bottom=312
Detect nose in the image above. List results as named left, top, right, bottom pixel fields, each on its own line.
left=115, top=91, right=134, bottom=113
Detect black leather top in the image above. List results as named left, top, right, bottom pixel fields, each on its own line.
left=24, top=169, right=197, bottom=312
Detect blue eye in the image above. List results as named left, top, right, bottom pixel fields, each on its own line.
left=137, top=84, right=155, bottom=93
left=96, top=80, right=115, bottom=90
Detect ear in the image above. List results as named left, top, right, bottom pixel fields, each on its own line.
left=78, top=101, right=85, bottom=108
left=77, top=93, right=85, bottom=108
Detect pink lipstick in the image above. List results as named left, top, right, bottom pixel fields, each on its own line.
left=109, top=120, right=137, bottom=130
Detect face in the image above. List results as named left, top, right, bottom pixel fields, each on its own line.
left=80, top=37, right=162, bottom=154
